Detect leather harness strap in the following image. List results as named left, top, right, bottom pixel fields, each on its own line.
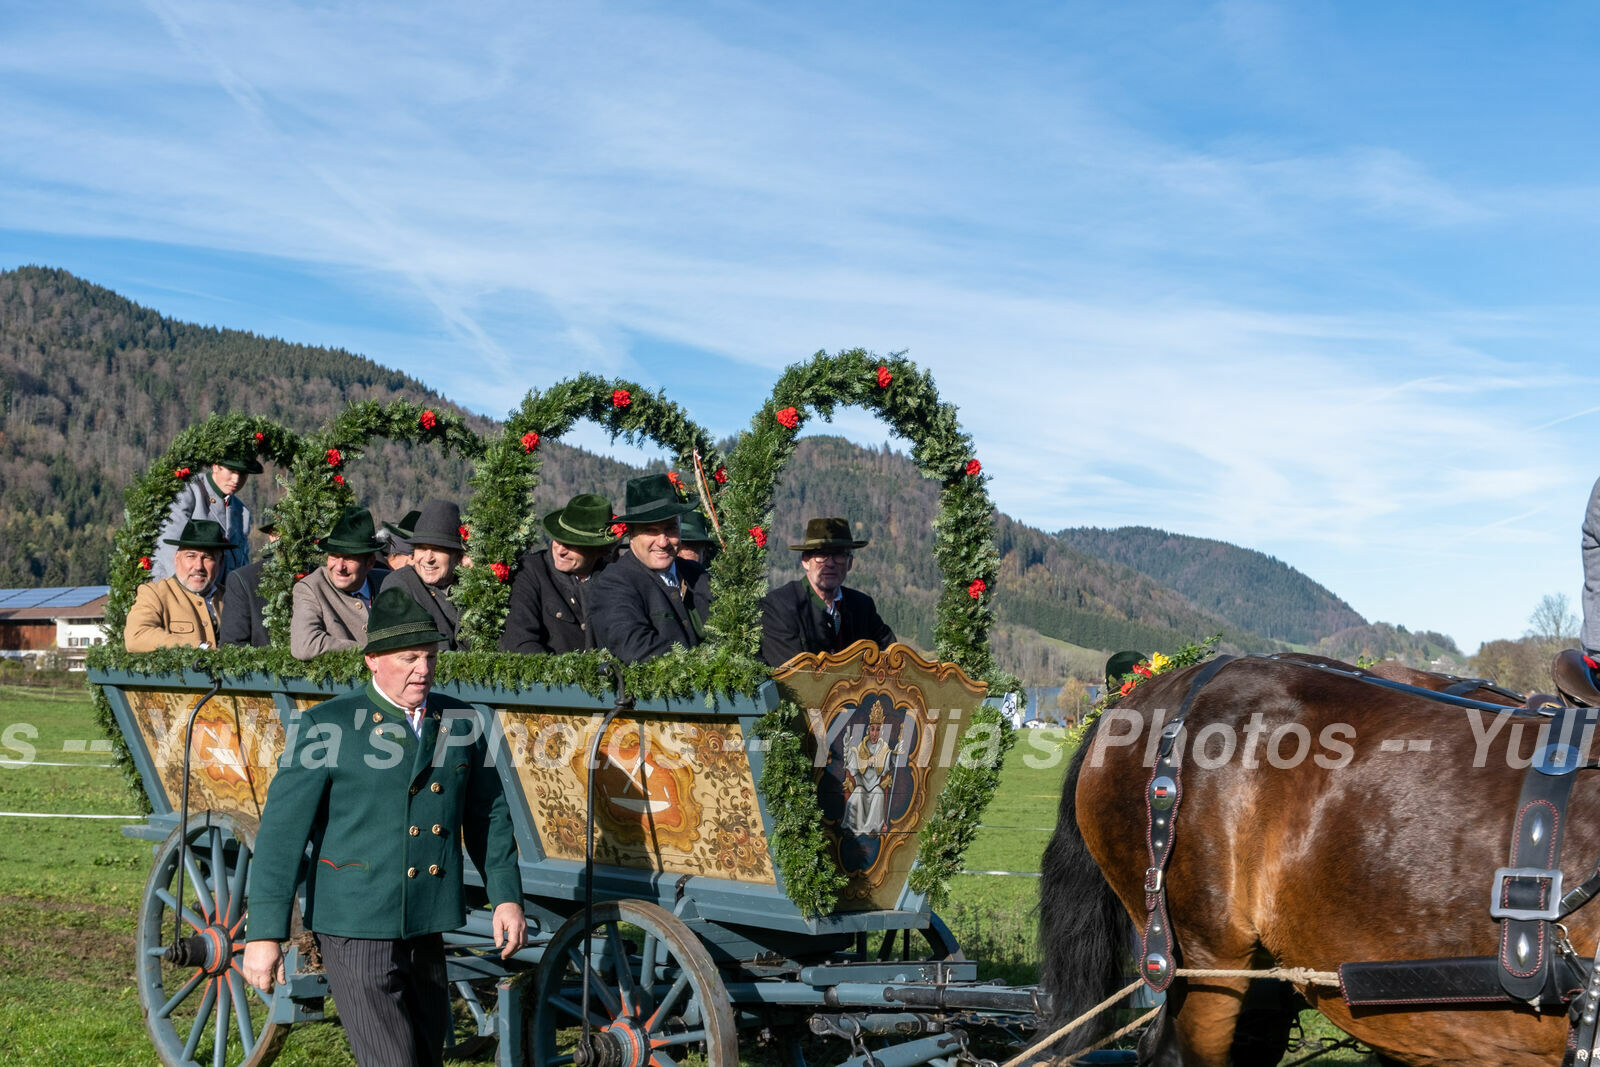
left=1140, top=654, right=1235, bottom=992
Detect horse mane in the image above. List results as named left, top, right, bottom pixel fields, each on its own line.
left=1268, top=651, right=1525, bottom=708
left=1037, top=712, right=1131, bottom=1045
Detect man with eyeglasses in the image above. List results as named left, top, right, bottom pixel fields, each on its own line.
left=758, top=516, right=896, bottom=668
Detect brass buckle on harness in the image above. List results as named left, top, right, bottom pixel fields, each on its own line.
left=1144, top=867, right=1163, bottom=893
left=1489, top=866, right=1565, bottom=921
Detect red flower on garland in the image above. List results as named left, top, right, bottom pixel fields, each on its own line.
left=965, top=459, right=981, bottom=477
left=775, top=406, right=799, bottom=429
left=713, top=466, right=728, bottom=484
left=876, top=365, right=892, bottom=388
left=612, top=388, right=632, bottom=408
left=332, top=474, right=345, bottom=486
left=138, top=556, right=152, bottom=570
left=326, top=448, right=342, bottom=467
left=253, top=431, right=265, bottom=443
left=420, top=410, right=438, bottom=431
left=1120, top=679, right=1137, bottom=697
left=490, top=561, right=511, bottom=582
left=667, top=471, right=684, bottom=491
left=1133, top=663, right=1154, bottom=678
left=967, top=578, right=986, bottom=599
left=458, top=525, right=470, bottom=541
left=521, top=431, right=540, bottom=452
left=749, top=526, right=768, bottom=548
left=174, top=467, right=191, bottom=480
left=610, top=522, right=627, bottom=537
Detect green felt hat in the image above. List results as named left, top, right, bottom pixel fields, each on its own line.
left=216, top=454, right=264, bottom=475
left=613, top=473, right=696, bottom=525
left=256, top=507, right=278, bottom=535
left=363, top=587, right=448, bottom=654
left=789, top=517, right=868, bottom=552
left=1105, top=650, right=1146, bottom=686
left=162, top=519, right=234, bottom=551
left=679, top=510, right=714, bottom=545
left=542, top=493, right=620, bottom=548
left=315, top=506, right=384, bottom=555
left=382, top=509, right=420, bottom=544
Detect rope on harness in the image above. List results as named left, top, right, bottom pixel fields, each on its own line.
left=998, top=966, right=1342, bottom=1067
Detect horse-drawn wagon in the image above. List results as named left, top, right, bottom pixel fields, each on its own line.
left=88, top=351, right=1068, bottom=1067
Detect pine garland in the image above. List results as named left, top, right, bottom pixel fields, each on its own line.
left=89, top=357, right=1015, bottom=915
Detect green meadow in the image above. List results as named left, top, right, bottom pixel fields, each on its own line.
left=0, top=687, right=1365, bottom=1065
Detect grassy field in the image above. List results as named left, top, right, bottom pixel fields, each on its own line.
left=0, top=687, right=1364, bottom=1065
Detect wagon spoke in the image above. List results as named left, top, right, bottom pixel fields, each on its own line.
left=640, top=930, right=659, bottom=992
left=606, top=921, right=640, bottom=1017
left=225, top=843, right=249, bottom=928
left=229, top=971, right=256, bottom=1051
left=213, top=974, right=232, bottom=1067
left=563, top=943, right=623, bottom=1017
left=181, top=978, right=218, bottom=1062
left=652, top=1029, right=707, bottom=1048
left=183, top=850, right=216, bottom=921
left=155, top=887, right=210, bottom=937
left=210, top=830, right=228, bottom=905
left=547, top=994, right=610, bottom=1028
left=157, top=968, right=207, bottom=1018
left=644, top=971, right=691, bottom=1032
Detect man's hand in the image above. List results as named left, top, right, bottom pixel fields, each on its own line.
left=241, top=940, right=286, bottom=995
left=492, top=901, right=528, bottom=959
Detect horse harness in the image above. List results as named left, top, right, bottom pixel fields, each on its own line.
left=1138, top=656, right=1600, bottom=1065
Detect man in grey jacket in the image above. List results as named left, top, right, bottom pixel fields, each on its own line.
left=291, top=506, right=386, bottom=660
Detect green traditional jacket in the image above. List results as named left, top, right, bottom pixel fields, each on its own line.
left=246, top=681, right=522, bottom=941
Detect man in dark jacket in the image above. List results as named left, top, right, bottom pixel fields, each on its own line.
left=219, top=508, right=279, bottom=647
left=590, top=474, right=711, bottom=664
left=499, top=493, right=619, bottom=655
left=759, top=517, right=895, bottom=668
left=382, top=499, right=466, bottom=650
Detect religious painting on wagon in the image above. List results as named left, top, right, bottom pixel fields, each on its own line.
left=776, top=640, right=989, bottom=911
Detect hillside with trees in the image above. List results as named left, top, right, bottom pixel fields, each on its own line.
left=1057, top=525, right=1366, bottom=645
left=2, top=265, right=1438, bottom=684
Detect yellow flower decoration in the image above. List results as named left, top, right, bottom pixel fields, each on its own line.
left=1148, top=650, right=1172, bottom=673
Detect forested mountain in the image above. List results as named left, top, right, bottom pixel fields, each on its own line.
left=1057, top=525, right=1365, bottom=645
left=2, top=266, right=1440, bottom=684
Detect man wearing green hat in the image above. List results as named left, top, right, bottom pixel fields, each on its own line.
left=590, top=474, right=712, bottom=663
left=152, top=452, right=261, bottom=583
left=219, top=507, right=281, bottom=647
left=290, top=505, right=388, bottom=660
left=243, top=587, right=525, bottom=1067
left=759, top=517, right=895, bottom=667
left=126, top=519, right=234, bottom=652
left=500, top=493, right=619, bottom=655
left=676, top=509, right=719, bottom=568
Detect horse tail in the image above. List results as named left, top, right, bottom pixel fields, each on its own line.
left=1038, top=713, right=1132, bottom=1046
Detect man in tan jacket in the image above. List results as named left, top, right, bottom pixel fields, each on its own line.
left=125, top=520, right=231, bottom=652
left=290, top=506, right=387, bottom=660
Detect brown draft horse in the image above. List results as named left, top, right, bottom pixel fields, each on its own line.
left=1039, top=654, right=1599, bottom=1067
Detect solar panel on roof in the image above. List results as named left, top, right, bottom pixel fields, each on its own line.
left=0, top=586, right=112, bottom=609
left=3, top=590, right=54, bottom=608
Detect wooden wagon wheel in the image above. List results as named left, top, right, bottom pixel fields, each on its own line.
left=135, top=813, right=290, bottom=1067
left=530, top=899, right=738, bottom=1067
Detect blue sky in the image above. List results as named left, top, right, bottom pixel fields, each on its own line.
left=4, top=1, right=1599, bottom=653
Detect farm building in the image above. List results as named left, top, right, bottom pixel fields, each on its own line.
left=0, top=586, right=111, bottom=669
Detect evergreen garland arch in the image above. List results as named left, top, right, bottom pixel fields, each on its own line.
left=258, top=399, right=484, bottom=644
left=716, top=348, right=1019, bottom=912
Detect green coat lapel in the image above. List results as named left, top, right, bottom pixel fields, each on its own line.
left=411, top=701, right=441, bottom=785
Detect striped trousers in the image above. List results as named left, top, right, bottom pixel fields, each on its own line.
left=316, top=932, right=448, bottom=1067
